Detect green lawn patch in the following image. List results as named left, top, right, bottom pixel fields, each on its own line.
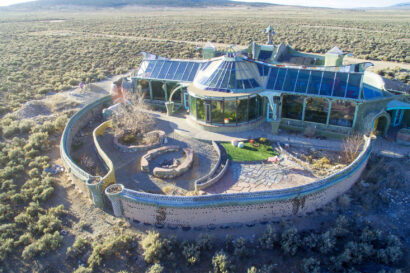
left=221, top=141, right=279, bottom=162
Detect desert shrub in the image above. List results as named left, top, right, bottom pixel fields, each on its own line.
left=197, top=233, right=214, bottom=251
left=280, top=226, right=300, bottom=256
left=67, top=237, right=91, bottom=258
left=233, top=237, right=252, bottom=258
left=376, top=234, right=403, bottom=264
left=182, top=241, right=200, bottom=265
left=211, top=250, right=235, bottom=273
left=302, top=233, right=319, bottom=250
left=146, top=263, right=164, bottom=273
left=141, top=231, right=175, bottom=264
left=0, top=204, right=14, bottom=222
left=247, top=264, right=276, bottom=273
left=15, top=232, right=33, bottom=247
left=87, top=234, right=136, bottom=269
left=258, top=225, right=277, bottom=250
left=22, top=231, right=63, bottom=260
left=73, top=266, right=92, bottom=273
left=318, top=231, right=336, bottom=254
left=332, top=215, right=350, bottom=237
left=342, top=135, right=364, bottom=163
left=0, top=238, right=14, bottom=261
left=302, top=257, right=320, bottom=273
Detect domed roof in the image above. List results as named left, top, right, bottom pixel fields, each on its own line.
left=193, top=56, right=263, bottom=93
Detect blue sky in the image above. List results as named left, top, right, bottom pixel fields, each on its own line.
left=0, top=0, right=406, bottom=8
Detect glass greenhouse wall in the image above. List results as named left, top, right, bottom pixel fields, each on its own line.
left=188, top=94, right=263, bottom=125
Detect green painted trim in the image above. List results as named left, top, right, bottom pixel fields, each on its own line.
left=148, top=80, right=153, bottom=100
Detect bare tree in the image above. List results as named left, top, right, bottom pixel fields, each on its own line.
left=342, top=134, right=364, bottom=163
left=112, top=91, right=155, bottom=137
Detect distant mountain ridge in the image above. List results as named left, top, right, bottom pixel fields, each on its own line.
left=7, top=0, right=236, bottom=8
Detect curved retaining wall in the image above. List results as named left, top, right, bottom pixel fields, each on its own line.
left=91, top=120, right=117, bottom=206
left=60, top=95, right=112, bottom=208
left=108, top=137, right=372, bottom=227
left=194, top=141, right=225, bottom=191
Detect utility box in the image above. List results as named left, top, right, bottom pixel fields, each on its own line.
left=325, top=46, right=344, bottom=66
left=202, top=42, right=216, bottom=59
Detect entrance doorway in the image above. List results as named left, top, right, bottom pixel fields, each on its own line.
left=373, top=115, right=389, bottom=136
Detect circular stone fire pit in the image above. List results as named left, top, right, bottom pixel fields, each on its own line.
left=140, top=145, right=194, bottom=179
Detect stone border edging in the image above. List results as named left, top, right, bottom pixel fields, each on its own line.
left=113, top=130, right=166, bottom=152
left=194, top=141, right=228, bottom=191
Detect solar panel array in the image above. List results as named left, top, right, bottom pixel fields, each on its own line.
left=136, top=60, right=201, bottom=82
left=265, top=67, right=362, bottom=99
left=134, top=57, right=383, bottom=100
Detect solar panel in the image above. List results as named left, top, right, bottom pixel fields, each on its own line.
left=136, top=60, right=202, bottom=82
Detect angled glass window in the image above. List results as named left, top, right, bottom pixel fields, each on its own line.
left=259, top=50, right=273, bottom=61
left=362, top=85, right=383, bottom=99
left=274, top=68, right=287, bottom=90
left=181, top=62, right=194, bottom=81
left=332, top=72, right=348, bottom=97
left=249, top=79, right=259, bottom=88
left=166, top=61, right=179, bottom=79
left=329, top=100, right=355, bottom=127
left=214, top=62, right=229, bottom=88
left=174, top=62, right=187, bottom=81
left=257, top=63, right=264, bottom=76
left=305, top=97, right=329, bottom=124
left=282, top=95, right=303, bottom=120
left=320, top=72, right=335, bottom=96
left=243, top=79, right=252, bottom=89
left=151, top=60, right=165, bottom=78
left=307, top=71, right=322, bottom=94
left=158, top=61, right=171, bottom=79
left=266, top=67, right=278, bottom=90
left=236, top=80, right=245, bottom=89
left=200, top=61, right=211, bottom=71
left=346, top=73, right=361, bottom=99
left=145, top=61, right=156, bottom=75
left=295, top=70, right=310, bottom=93
left=228, top=62, right=236, bottom=89
left=188, top=62, right=200, bottom=81
left=263, top=65, right=270, bottom=76
left=283, top=68, right=299, bottom=92
left=220, top=62, right=232, bottom=89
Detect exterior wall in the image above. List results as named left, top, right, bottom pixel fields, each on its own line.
left=110, top=137, right=372, bottom=227
left=60, top=95, right=112, bottom=207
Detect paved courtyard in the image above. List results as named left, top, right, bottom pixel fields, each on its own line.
left=206, top=157, right=317, bottom=194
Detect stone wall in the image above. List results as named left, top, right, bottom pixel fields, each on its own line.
left=109, top=137, right=372, bottom=227
left=195, top=141, right=229, bottom=191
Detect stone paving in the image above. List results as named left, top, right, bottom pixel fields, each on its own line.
left=206, top=157, right=317, bottom=194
